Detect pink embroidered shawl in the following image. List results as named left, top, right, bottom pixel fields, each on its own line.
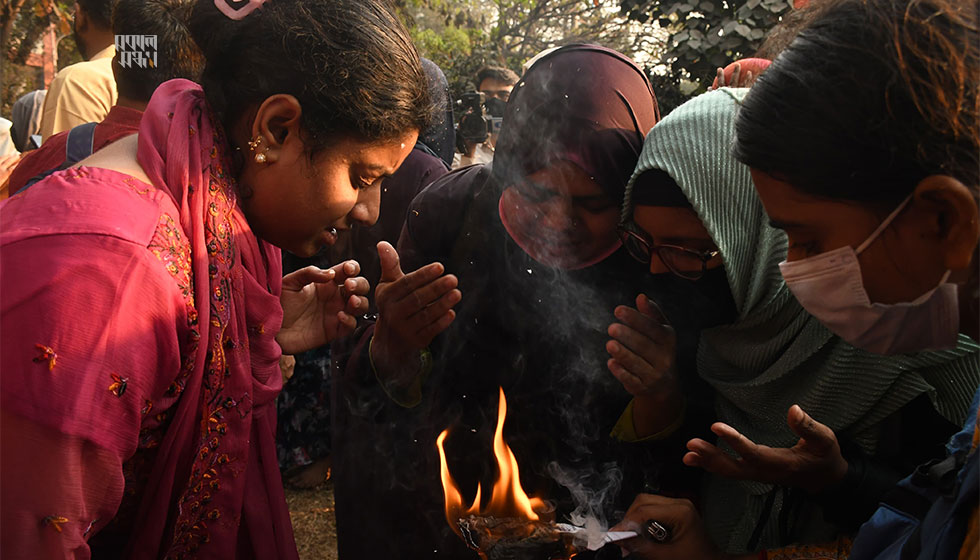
left=0, top=79, right=296, bottom=558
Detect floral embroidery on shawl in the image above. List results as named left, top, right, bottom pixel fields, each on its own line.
left=165, top=124, right=249, bottom=558
left=33, top=344, right=57, bottom=370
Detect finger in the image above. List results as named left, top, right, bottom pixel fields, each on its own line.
left=745, top=71, right=755, bottom=86
left=335, top=310, right=357, bottom=338
left=607, top=358, right=646, bottom=395
left=399, top=275, right=459, bottom=313
left=636, top=294, right=671, bottom=326
left=711, top=422, right=766, bottom=463
left=377, top=241, right=405, bottom=283
left=730, top=62, right=741, bottom=86
left=711, top=67, right=724, bottom=90
left=609, top=319, right=673, bottom=364
left=414, top=309, right=456, bottom=345
left=615, top=303, right=673, bottom=344
left=381, top=264, right=451, bottom=306
left=605, top=338, right=666, bottom=384
left=406, top=288, right=461, bottom=327
left=282, top=265, right=335, bottom=291
left=345, top=294, right=369, bottom=316
left=342, top=276, right=371, bottom=298
left=328, top=259, right=361, bottom=284
left=786, top=405, right=836, bottom=448
left=607, top=317, right=673, bottom=374
left=618, top=498, right=697, bottom=529
left=685, top=437, right=749, bottom=479
left=682, top=450, right=704, bottom=468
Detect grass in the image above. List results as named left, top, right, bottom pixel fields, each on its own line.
left=286, top=482, right=339, bottom=559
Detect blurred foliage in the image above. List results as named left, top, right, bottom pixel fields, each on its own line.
left=395, top=0, right=664, bottom=106
left=1, top=0, right=79, bottom=117
left=619, top=0, right=793, bottom=90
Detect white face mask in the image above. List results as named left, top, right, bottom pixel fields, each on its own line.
left=779, top=195, right=960, bottom=355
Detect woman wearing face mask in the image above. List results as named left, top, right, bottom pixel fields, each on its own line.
left=331, top=45, right=678, bottom=559
left=0, top=0, right=429, bottom=557
left=607, top=86, right=978, bottom=558
left=610, top=1, right=980, bottom=559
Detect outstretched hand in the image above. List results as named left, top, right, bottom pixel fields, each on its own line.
left=277, top=261, right=370, bottom=355
left=684, top=405, right=849, bottom=493
left=371, top=241, right=460, bottom=380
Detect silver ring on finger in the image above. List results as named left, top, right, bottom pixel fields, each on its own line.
left=643, top=519, right=672, bottom=543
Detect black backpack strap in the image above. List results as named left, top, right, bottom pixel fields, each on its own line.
left=64, top=122, right=98, bottom=166
left=897, top=447, right=975, bottom=559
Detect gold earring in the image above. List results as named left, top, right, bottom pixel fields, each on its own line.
left=247, top=136, right=263, bottom=151
left=254, top=151, right=267, bottom=163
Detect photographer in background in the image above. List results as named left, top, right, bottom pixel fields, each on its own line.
left=453, top=66, right=518, bottom=168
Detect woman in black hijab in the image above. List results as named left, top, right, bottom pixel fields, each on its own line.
left=333, top=45, right=699, bottom=559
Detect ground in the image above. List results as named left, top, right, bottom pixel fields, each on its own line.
left=286, top=483, right=339, bottom=559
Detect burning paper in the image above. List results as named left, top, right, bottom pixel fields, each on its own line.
left=437, top=387, right=577, bottom=559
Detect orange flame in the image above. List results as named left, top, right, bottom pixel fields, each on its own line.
left=437, top=387, right=546, bottom=531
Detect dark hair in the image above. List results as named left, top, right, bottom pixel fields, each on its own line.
left=753, top=5, right=819, bottom=60
left=733, top=0, right=979, bottom=203
left=477, top=66, right=519, bottom=88
left=78, top=0, right=116, bottom=29
left=112, top=0, right=204, bottom=102
left=189, top=0, right=431, bottom=156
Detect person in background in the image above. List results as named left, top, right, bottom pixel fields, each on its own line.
left=453, top=65, right=519, bottom=168
left=613, top=0, right=979, bottom=558
left=610, top=87, right=976, bottom=556
left=7, top=0, right=205, bottom=196
left=38, top=0, right=119, bottom=141
left=0, top=120, right=20, bottom=198
left=10, top=90, right=47, bottom=152
left=276, top=58, right=453, bottom=489
left=0, top=0, right=430, bottom=556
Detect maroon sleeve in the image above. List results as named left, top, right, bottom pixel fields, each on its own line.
left=7, top=133, right=71, bottom=195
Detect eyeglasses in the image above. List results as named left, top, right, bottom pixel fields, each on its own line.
left=617, top=223, right=720, bottom=280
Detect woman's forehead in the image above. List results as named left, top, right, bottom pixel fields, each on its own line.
left=524, top=161, right=605, bottom=197
left=634, top=205, right=710, bottom=238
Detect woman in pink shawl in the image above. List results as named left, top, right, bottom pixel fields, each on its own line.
left=0, top=0, right=430, bottom=558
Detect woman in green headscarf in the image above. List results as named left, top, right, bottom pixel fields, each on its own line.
left=603, top=88, right=980, bottom=554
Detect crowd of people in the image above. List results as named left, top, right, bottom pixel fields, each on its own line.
left=0, top=0, right=977, bottom=559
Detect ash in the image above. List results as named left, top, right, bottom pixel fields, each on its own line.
left=457, top=515, right=576, bottom=560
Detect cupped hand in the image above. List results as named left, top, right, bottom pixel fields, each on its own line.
left=277, top=261, right=369, bottom=355
left=606, top=294, right=679, bottom=398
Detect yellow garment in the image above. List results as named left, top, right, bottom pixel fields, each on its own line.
left=766, top=536, right=853, bottom=559
left=39, top=46, right=117, bottom=142
left=609, top=398, right=686, bottom=442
